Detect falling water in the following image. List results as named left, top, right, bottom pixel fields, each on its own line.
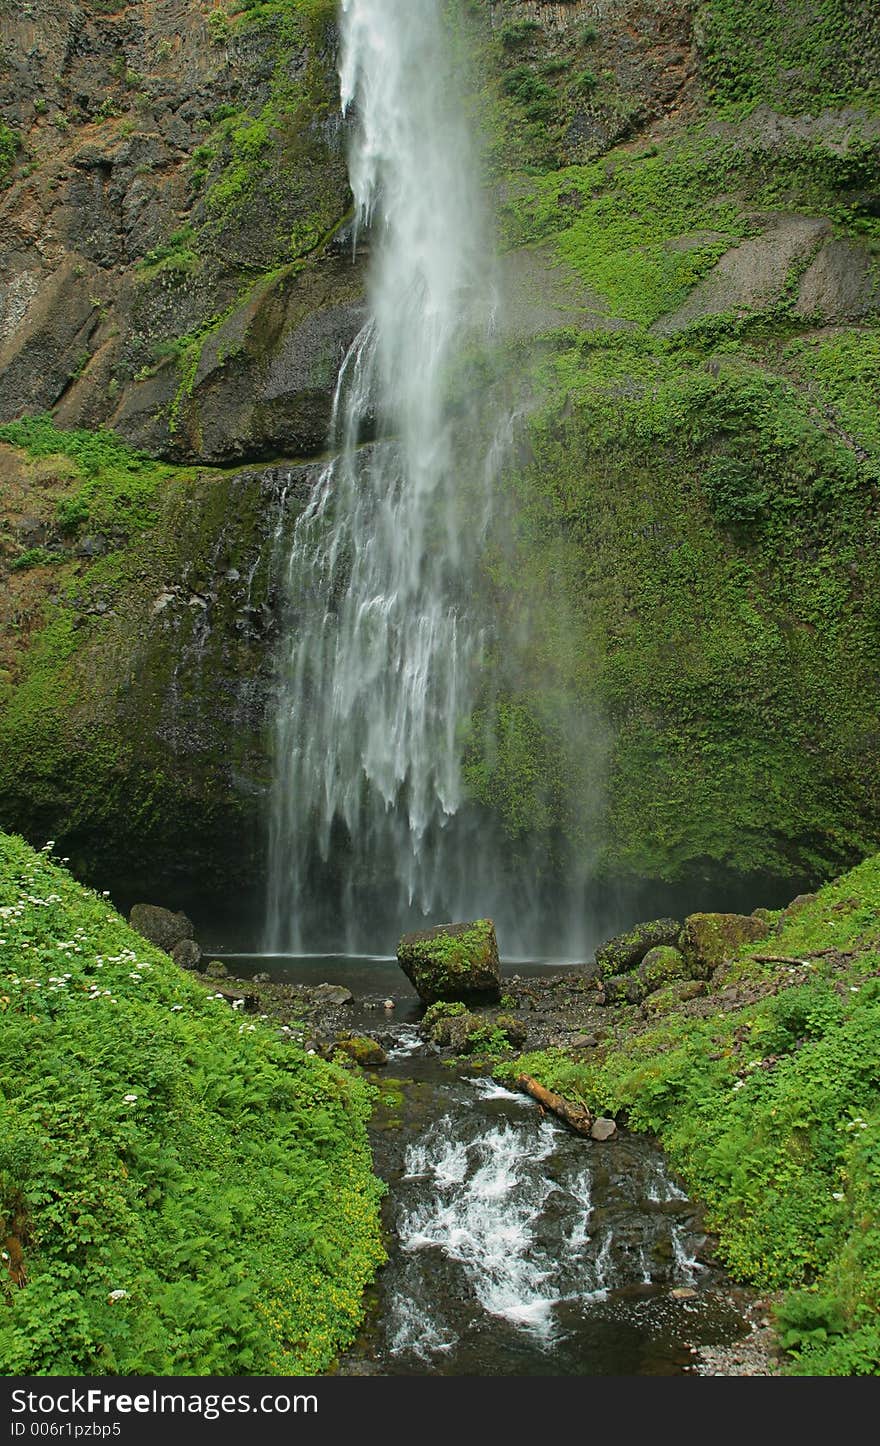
left=266, top=0, right=508, bottom=952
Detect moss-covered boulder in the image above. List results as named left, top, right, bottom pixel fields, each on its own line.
left=638, top=944, right=693, bottom=991
left=602, top=973, right=646, bottom=1006
left=445, top=1011, right=490, bottom=1052
left=334, top=1035, right=388, bottom=1068
left=171, top=938, right=201, bottom=970
left=494, top=1013, right=528, bottom=1048
left=420, top=999, right=468, bottom=1043
left=397, top=919, right=501, bottom=1004
left=642, top=979, right=709, bottom=1016
left=679, top=912, right=771, bottom=974
left=595, top=918, right=681, bottom=979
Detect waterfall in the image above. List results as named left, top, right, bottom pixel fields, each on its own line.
left=266, top=0, right=506, bottom=952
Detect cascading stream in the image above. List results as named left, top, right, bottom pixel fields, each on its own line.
left=266, top=0, right=505, bottom=952
left=347, top=1062, right=734, bottom=1376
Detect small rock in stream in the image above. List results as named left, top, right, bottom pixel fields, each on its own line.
left=590, top=1117, right=618, bottom=1141
left=313, top=983, right=354, bottom=1006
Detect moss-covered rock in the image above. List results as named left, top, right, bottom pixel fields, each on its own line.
left=445, top=1011, right=490, bottom=1052
left=0, top=435, right=315, bottom=909
left=334, top=1035, right=388, bottom=1067
left=595, top=918, right=682, bottom=978
left=638, top=944, right=692, bottom=992
left=679, top=912, right=771, bottom=974
left=420, top=999, right=468, bottom=1044
left=601, top=972, right=646, bottom=1006
left=397, top=919, right=501, bottom=1004
left=494, top=1012, right=528, bottom=1048
left=128, top=901, right=194, bottom=952
left=642, top=978, right=709, bottom=1016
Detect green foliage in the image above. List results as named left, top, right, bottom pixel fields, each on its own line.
left=501, top=137, right=748, bottom=324
left=0, top=121, right=19, bottom=186
left=0, top=416, right=181, bottom=538
left=10, top=548, right=60, bottom=573
left=573, top=68, right=598, bottom=97
left=500, top=21, right=540, bottom=50
left=504, top=859, right=880, bottom=1372
left=467, top=309, right=880, bottom=887
left=136, top=226, right=199, bottom=281
left=501, top=65, right=557, bottom=124
left=459, top=1025, right=513, bottom=1063
left=0, top=832, right=384, bottom=1374
left=701, top=0, right=880, bottom=116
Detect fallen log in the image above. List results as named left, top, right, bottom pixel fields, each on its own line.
left=515, top=1074, right=593, bottom=1136
left=751, top=948, right=854, bottom=965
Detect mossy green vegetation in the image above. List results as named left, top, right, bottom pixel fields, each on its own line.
left=0, top=416, right=185, bottom=538
left=0, top=831, right=384, bottom=1374
left=195, top=0, right=344, bottom=256
left=136, top=226, right=200, bottom=283
left=466, top=316, right=880, bottom=889
left=0, top=121, right=19, bottom=187
left=700, top=0, right=880, bottom=116
left=0, top=434, right=285, bottom=901
left=501, top=856, right=880, bottom=1374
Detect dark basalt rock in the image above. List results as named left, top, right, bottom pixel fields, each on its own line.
left=129, top=902, right=194, bottom=953
left=171, top=937, right=202, bottom=970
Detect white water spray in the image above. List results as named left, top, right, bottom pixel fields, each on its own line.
left=266, top=0, right=506, bottom=951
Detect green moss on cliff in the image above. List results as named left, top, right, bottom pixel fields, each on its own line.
left=0, top=416, right=184, bottom=537
left=468, top=320, right=880, bottom=888
left=197, top=0, right=345, bottom=256
left=466, top=3, right=880, bottom=895
left=0, top=429, right=290, bottom=901
left=700, top=0, right=880, bottom=115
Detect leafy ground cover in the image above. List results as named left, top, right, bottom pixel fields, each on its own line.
left=0, top=831, right=384, bottom=1375
left=0, top=416, right=187, bottom=539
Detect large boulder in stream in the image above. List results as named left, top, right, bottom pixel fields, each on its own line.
left=397, top=919, right=501, bottom=1004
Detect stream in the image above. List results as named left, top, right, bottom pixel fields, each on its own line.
left=225, top=952, right=758, bottom=1376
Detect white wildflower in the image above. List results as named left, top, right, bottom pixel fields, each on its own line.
left=107, top=1289, right=129, bottom=1302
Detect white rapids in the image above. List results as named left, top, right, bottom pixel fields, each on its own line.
left=382, top=1087, right=710, bottom=1365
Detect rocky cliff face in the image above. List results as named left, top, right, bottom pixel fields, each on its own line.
left=0, top=0, right=362, bottom=462
left=1, top=0, right=879, bottom=920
